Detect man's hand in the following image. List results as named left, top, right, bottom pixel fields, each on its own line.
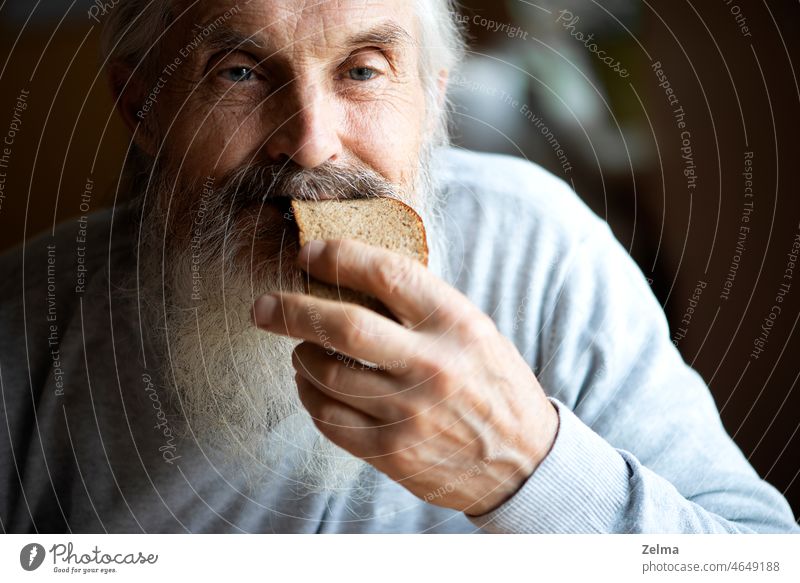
left=252, top=239, right=559, bottom=516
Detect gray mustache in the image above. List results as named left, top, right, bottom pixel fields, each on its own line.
left=216, top=161, right=400, bottom=210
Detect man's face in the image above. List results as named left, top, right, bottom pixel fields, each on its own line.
left=129, top=0, right=439, bottom=490
left=149, top=0, right=427, bottom=195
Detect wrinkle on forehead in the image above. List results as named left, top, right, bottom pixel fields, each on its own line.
left=178, top=0, right=417, bottom=53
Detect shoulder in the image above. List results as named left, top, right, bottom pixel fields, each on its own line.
left=432, top=147, right=605, bottom=247
left=0, top=205, right=137, bottom=397
left=0, top=205, right=136, bottom=329
left=431, top=147, right=613, bottom=284
left=430, top=148, right=624, bottom=361
left=0, top=206, right=132, bottom=287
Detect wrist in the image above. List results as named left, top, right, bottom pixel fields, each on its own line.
left=466, top=397, right=560, bottom=516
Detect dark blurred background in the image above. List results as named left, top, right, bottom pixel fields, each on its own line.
left=1, top=1, right=798, bottom=517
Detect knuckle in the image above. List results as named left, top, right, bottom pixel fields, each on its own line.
left=318, top=360, right=341, bottom=390
left=429, top=375, right=457, bottom=401
left=329, top=239, right=366, bottom=280
left=390, top=393, right=421, bottom=421
left=374, top=254, right=416, bottom=293
left=325, top=240, right=349, bottom=271
left=453, top=311, right=497, bottom=342
left=334, top=238, right=358, bottom=256
left=412, top=356, right=456, bottom=399
left=415, top=355, right=446, bottom=382
left=340, top=307, right=372, bottom=348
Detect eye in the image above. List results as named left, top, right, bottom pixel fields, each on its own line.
left=348, top=66, right=379, bottom=81
left=219, top=66, right=257, bottom=83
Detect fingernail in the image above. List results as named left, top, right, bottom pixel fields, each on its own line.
left=299, top=240, right=326, bottom=266
left=254, top=294, right=278, bottom=326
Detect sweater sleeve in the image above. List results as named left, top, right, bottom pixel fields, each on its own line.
left=467, top=217, right=799, bottom=534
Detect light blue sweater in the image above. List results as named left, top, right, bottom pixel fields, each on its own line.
left=0, top=148, right=796, bottom=533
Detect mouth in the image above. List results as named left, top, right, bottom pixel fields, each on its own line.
left=261, top=191, right=371, bottom=203
left=240, top=198, right=289, bottom=226
left=229, top=199, right=298, bottom=265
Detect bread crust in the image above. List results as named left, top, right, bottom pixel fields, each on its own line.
left=290, top=197, right=428, bottom=315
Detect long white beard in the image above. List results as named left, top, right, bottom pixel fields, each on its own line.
left=134, top=147, right=445, bottom=494
left=161, top=258, right=368, bottom=492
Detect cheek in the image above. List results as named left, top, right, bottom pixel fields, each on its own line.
left=343, top=91, right=427, bottom=185
left=164, top=103, right=264, bottom=181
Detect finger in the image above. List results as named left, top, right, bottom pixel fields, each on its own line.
left=292, top=342, right=412, bottom=420
left=253, top=291, right=416, bottom=366
left=295, top=374, right=377, bottom=458
left=297, top=239, right=471, bottom=327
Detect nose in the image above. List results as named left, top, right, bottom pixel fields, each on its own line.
left=262, top=83, right=343, bottom=168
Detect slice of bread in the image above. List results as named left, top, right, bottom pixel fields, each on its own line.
left=291, top=197, right=428, bottom=316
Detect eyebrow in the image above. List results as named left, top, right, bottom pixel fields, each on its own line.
left=201, top=24, right=268, bottom=53
left=344, top=21, right=414, bottom=49
left=196, top=19, right=414, bottom=56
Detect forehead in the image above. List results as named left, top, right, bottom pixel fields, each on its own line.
left=173, top=0, right=418, bottom=51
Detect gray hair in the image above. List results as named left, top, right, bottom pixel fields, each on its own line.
left=100, top=0, right=467, bottom=169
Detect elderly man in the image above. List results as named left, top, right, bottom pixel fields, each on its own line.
left=0, top=0, right=797, bottom=533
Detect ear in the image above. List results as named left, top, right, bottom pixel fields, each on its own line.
left=107, top=62, right=159, bottom=158
left=436, top=69, right=450, bottom=108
